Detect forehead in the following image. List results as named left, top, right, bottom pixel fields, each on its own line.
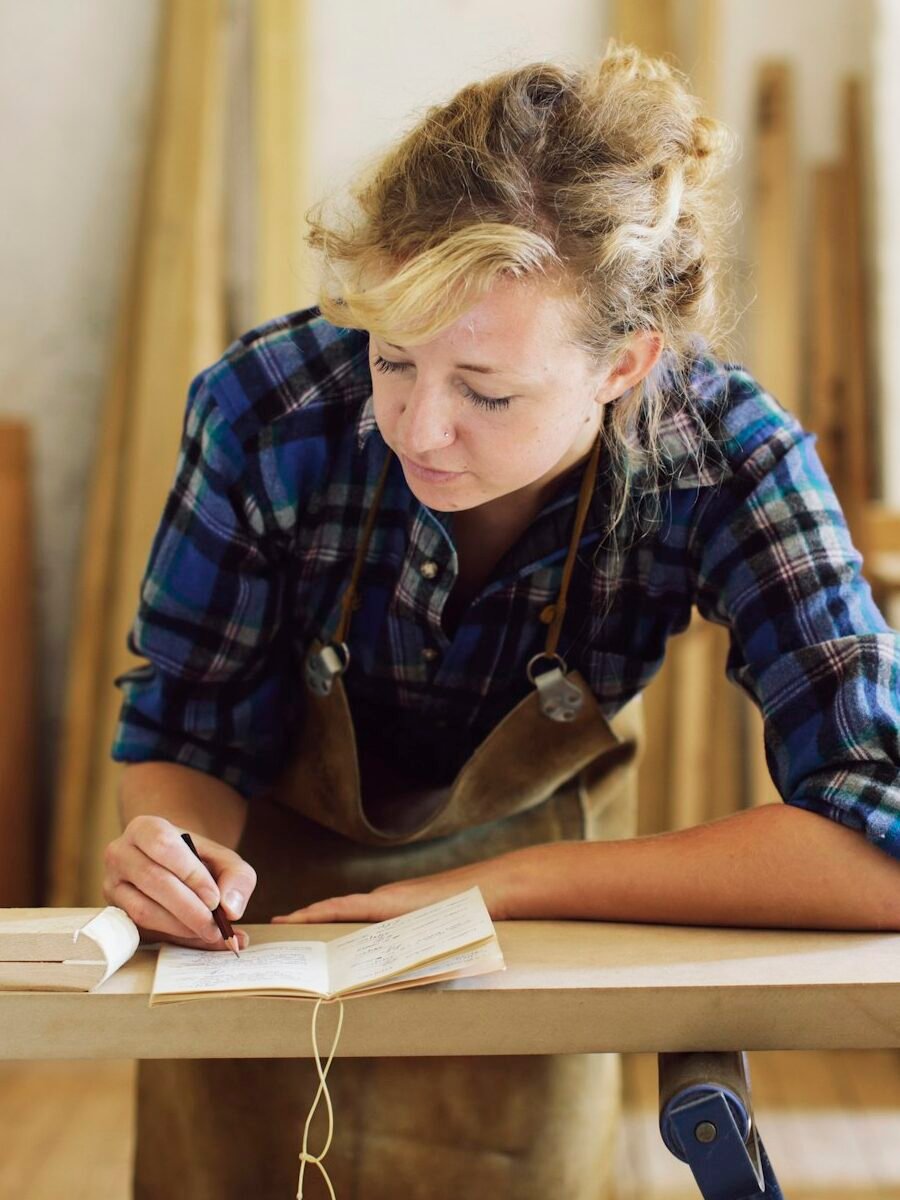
left=413, top=276, right=580, bottom=373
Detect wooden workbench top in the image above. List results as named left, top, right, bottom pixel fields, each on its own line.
left=2, top=920, right=899, bottom=1059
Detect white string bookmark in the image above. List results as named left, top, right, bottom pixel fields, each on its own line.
left=297, top=996, right=345, bottom=1200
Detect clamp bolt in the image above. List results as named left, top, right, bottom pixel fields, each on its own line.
left=694, top=1121, right=718, bottom=1143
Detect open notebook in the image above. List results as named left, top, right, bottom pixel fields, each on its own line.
left=150, top=886, right=505, bottom=1005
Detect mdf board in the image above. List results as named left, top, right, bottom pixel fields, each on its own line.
left=77, top=0, right=229, bottom=904
left=0, top=423, right=37, bottom=906
left=2, top=920, right=899, bottom=1059
left=251, top=0, right=309, bottom=324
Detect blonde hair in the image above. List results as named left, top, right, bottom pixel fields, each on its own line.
left=305, top=40, right=740, bottom=548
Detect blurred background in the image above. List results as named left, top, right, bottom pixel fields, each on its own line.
left=2, top=0, right=899, bottom=912
left=1, top=3, right=899, bottom=1197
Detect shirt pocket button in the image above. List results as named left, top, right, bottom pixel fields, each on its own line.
left=421, top=647, right=440, bottom=663
left=419, top=560, right=439, bottom=580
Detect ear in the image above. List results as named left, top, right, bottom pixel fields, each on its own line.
left=601, top=331, right=664, bottom=401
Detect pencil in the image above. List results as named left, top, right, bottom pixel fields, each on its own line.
left=180, top=831, right=241, bottom=958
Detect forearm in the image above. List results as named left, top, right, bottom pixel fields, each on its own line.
left=117, top=761, right=249, bottom=851
left=501, top=802, right=900, bottom=931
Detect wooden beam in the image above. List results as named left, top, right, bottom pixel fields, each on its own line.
left=612, top=0, right=673, bottom=60
left=747, top=61, right=798, bottom=809
left=73, top=0, right=228, bottom=905
left=47, top=23, right=164, bottom=907
left=837, top=76, right=874, bottom=547
left=1, top=920, right=899, bottom=1058
left=753, top=62, right=800, bottom=418
left=808, top=164, right=843, bottom=487
left=251, top=0, right=309, bottom=323
left=0, top=423, right=37, bottom=906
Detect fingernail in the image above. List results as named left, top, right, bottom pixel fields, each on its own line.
left=224, top=890, right=245, bottom=918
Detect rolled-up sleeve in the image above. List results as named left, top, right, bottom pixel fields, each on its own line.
left=110, top=368, right=293, bottom=800
left=693, top=408, right=900, bottom=860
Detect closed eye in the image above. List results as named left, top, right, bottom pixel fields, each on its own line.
left=372, top=354, right=512, bottom=412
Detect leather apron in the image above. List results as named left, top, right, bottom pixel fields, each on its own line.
left=133, top=435, right=644, bottom=1200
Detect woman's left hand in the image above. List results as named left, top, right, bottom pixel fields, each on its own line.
left=271, top=856, right=519, bottom=925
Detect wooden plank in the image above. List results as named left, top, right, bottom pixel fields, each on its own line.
left=251, top=0, right=309, bottom=323
left=753, top=62, right=800, bottom=417
left=808, top=164, right=843, bottom=486
left=668, top=617, right=716, bottom=830
left=837, top=77, right=874, bottom=546
left=612, top=0, right=673, bottom=60
left=47, top=21, right=165, bottom=908
left=746, top=61, right=797, bottom=810
left=0, top=423, right=37, bottom=906
left=1, top=920, right=898, bottom=1060
left=637, top=661, right=672, bottom=836
left=77, top=0, right=229, bottom=904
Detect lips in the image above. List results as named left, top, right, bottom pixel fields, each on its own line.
left=400, top=454, right=466, bottom=483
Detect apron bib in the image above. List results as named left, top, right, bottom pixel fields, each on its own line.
left=133, top=435, right=644, bottom=1200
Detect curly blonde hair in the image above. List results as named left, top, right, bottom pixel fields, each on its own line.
left=305, top=39, right=740, bottom=546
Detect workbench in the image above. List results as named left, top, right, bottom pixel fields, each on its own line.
left=3, top=919, right=898, bottom=1060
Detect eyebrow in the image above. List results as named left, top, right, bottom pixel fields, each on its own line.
left=384, top=340, right=508, bottom=376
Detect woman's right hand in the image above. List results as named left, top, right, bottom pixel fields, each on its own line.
left=103, top=814, right=257, bottom=950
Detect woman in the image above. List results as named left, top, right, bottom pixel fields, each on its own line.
left=105, top=42, right=900, bottom=1199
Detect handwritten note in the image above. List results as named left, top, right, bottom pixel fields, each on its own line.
left=153, top=941, right=329, bottom=999
left=327, top=887, right=495, bottom=994
left=148, top=888, right=502, bottom=1004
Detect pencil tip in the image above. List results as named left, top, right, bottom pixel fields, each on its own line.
left=229, top=937, right=241, bottom=959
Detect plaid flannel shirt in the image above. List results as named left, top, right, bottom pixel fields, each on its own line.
left=110, top=307, right=900, bottom=860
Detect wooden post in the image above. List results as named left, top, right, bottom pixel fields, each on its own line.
left=0, top=422, right=37, bottom=905
left=836, top=77, right=874, bottom=551
left=808, top=164, right=844, bottom=487
left=746, top=61, right=798, bottom=810
left=50, top=0, right=229, bottom=905
left=251, top=0, right=309, bottom=324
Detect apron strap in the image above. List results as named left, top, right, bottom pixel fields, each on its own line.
left=540, top=430, right=602, bottom=659
left=332, top=450, right=394, bottom=646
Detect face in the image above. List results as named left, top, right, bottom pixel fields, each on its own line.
left=368, top=275, right=626, bottom=514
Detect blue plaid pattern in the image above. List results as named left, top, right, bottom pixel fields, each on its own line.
left=110, top=307, right=900, bottom=860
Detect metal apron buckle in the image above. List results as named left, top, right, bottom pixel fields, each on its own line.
left=527, top=653, right=584, bottom=722
left=305, top=643, right=351, bottom=696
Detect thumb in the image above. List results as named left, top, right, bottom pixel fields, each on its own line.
left=190, top=835, right=257, bottom=921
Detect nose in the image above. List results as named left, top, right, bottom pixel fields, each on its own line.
left=396, top=384, right=455, bottom=457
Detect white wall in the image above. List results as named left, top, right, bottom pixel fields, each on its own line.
left=287, top=0, right=609, bottom=307
left=0, top=0, right=893, bottom=861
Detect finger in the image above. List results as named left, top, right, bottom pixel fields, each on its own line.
left=126, top=816, right=221, bottom=906
left=106, top=879, right=221, bottom=946
left=272, top=893, right=394, bottom=924
left=112, top=841, right=223, bottom=943
left=189, top=837, right=257, bottom=921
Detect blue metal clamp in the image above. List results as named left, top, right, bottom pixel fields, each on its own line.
left=658, top=1051, right=785, bottom=1200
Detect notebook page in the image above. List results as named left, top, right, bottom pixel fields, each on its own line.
left=151, top=940, right=329, bottom=999
left=73, top=907, right=140, bottom=984
left=346, top=939, right=507, bottom=996
left=326, top=887, right=496, bottom=995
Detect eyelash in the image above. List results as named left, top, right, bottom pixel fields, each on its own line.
left=372, top=354, right=512, bottom=411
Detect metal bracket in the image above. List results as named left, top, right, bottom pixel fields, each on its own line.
left=527, top=655, right=584, bottom=722
left=659, top=1059, right=785, bottom=1200
left=304, top=643, right=350, bottom=696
